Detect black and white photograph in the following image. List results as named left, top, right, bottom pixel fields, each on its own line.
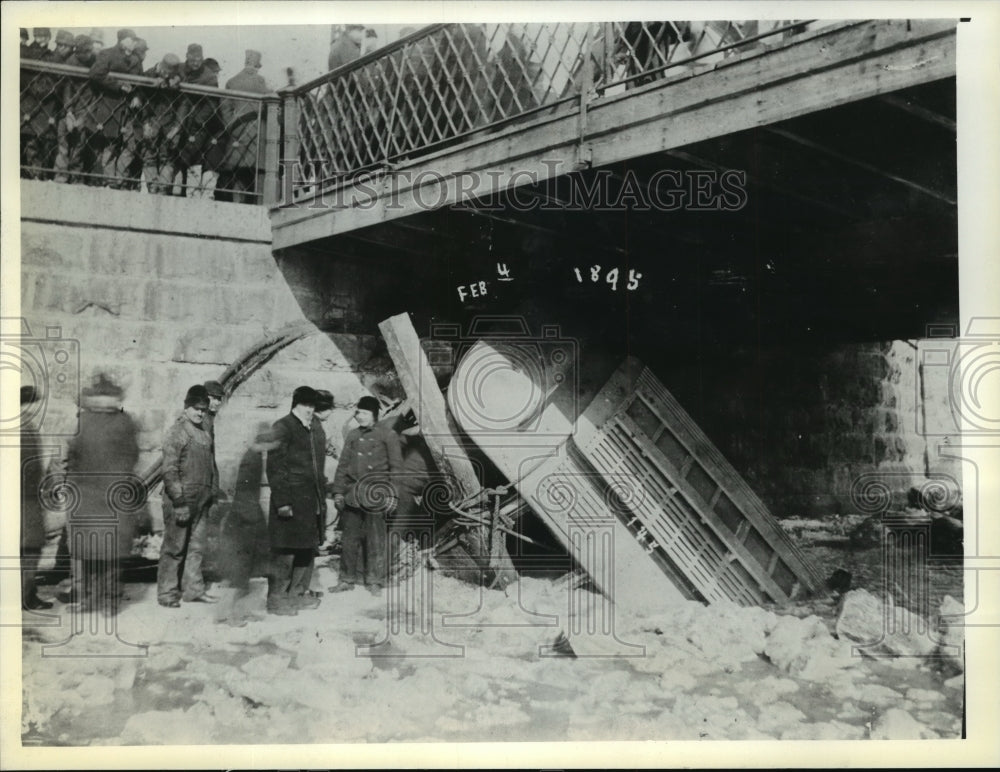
left=2, top=1, right=998, bottom=767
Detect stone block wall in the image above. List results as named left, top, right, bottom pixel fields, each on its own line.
left=18, top=181, right=388, bottom=531
left=663, top=340, right=961, bottom=517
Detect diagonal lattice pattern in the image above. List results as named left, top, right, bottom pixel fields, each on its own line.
left=292, top=21, right=811, bottom=197
left=19, top=60, right=273, bottom=202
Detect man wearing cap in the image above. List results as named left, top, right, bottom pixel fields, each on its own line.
left=329, top=395, right=403, bottom=594
left=63, top=373, right=141, bottom=615
left=20, top=29, right=60, bottom=178
left=26, top=28, right=52, bottom=60
left=328, top=25, right=366, bottom=71
left=140, top=52, right=182, bottom=194
left=222, top=49, right=270, bottom=203
left=53, top=35, right=97, bottom=184
left=157, top=384, right=218, bottom=607
left=53, top=30, right=75, bottom=63
left=20, top=28, right=30, bottom=58
left=88, top=28, right=140, bottom=186
left=175, top=43, right=218, bottom=196
left=265, top=387, right=327, bottom=615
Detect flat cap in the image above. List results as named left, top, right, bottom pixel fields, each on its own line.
left=245, top=49, right=262, bottom=68
left=56, top=30, right=74, bottom=46
left=203, top=380, right=225, bottom=398
left=186, top=43, right=203, bottom=57
left=117, top=28, right=137, bottom=42
left=33, top=27, right=51, bottom=37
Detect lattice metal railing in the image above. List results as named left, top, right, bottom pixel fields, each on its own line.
left=286, top=20, right=814, bottom=200
left=20, top=60, right=279, bottom=203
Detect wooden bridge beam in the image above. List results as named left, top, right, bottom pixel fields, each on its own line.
left=271, top=19, right=956, bottom=251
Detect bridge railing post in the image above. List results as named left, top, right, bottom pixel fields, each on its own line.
left=261, top=94, right=281, bottom=206
left=278, top=86, right=300, bottom=207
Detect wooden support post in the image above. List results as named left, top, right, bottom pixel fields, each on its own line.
left=378, top=312, right=481, bottom=499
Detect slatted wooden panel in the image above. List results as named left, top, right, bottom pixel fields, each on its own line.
left=575, top=358, right=824, bottom=605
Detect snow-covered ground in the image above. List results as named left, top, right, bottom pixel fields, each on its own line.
left=21, top=557, right=963, bottom=746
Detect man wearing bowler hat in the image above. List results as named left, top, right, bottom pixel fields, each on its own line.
left=265, top=387, right=327, bottom=615
left=329, top=395, right=403, bottom=595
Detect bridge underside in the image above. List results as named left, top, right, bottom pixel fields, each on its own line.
left=273, top=75, right=956, bottom=351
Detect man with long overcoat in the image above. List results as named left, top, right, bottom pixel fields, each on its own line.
left=64, top=374, right=141, bottom=615
left=87, top=28, right=139, bottom=185
left=265, top=386, right=326, bottom=615
left=329, top=395, right=403, bottom=595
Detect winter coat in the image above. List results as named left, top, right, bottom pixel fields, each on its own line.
left=20, top=423, right=47, bottom=551
left=265, top=413, right=327, bottom=550
left=161, top=414, right=216, bottom=515
left=87, top=43, right=136, bottom=138
left=176, top=64, right=222, bottom=169
left=331, top=421, right=404, bottom=511
left=65, top=405, right=141, bottom=558
left=221, top=67, right=269, bottom=172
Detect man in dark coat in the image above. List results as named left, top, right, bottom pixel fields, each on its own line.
left=328, top=25, right=365, bottom=71
left=286, top=389, right=334, bottom=598
left=329, top=395, right=403, bottom=595
left=139, top=52, right=182, bottom=194
left=87, top=28, right=139, bottom=186
left=52, top=30, right=75, bottom=63
left=20, top=386, right=52, bottom=610
left=265, top=386, right=326, bottom=615
left=53, top=35, right=97, bottom=184
left=176, top=43, right=219, bottom=196
left=25, top=28, right=52, bottom=60
left=157, top=384, right=218, bottom=607
left=63, top=374, right=141, bottom=615
left=20, top=31, right=60, bottom=178
left=222, top=49, right=270, bottom=202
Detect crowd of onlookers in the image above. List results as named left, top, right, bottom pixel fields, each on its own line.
left=20, top=27, right=272, bottom=202
left=20, top=373, right=432, bottom=627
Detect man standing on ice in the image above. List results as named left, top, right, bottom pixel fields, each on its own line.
left=264, top=386, right=326, bottom=616
left=329, top=396, right=402, bottom=595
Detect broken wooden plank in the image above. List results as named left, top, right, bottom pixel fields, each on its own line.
left=379, top=312, right=482, bottom=498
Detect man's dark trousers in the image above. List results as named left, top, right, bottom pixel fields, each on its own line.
left=339, top=506, right=386, bottom=587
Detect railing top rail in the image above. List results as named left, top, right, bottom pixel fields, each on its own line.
left=20, top=58, right=280, bottom=102
left=290, top=23, right=449, bottom=94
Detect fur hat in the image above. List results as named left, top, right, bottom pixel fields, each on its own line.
left=184, top=384, right=210, bottom=408
left=291, top=385, right=318, bottom=408
left=357, top=395, right=380, bottom=418
left=315, top=389, right=334, bottom=412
